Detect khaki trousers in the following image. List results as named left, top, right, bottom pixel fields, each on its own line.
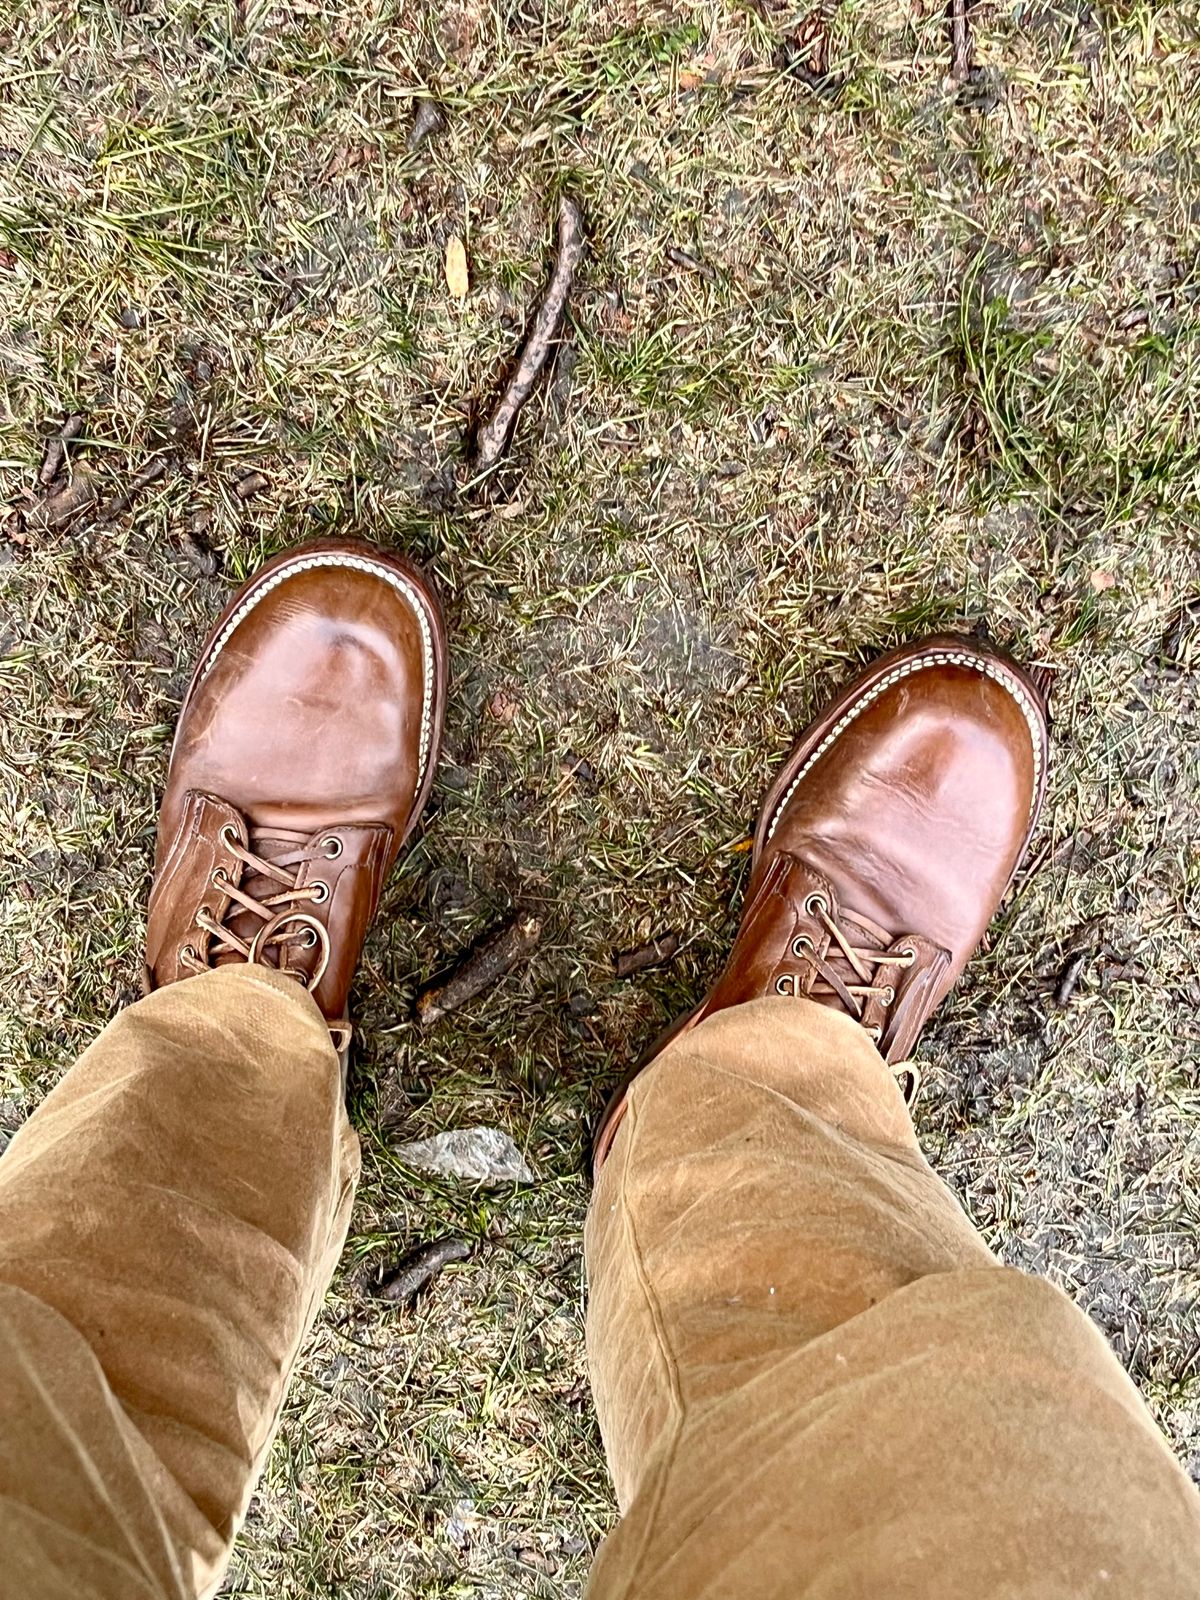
left=0, top=970, right=1195, bottom=1598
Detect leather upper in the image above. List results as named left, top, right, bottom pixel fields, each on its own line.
left=704, top=637, right=1049, bottom=1058
left=145, top=539, right=447, bottom=1028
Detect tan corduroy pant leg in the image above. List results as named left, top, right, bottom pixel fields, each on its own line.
left=585, top=996, right=1200, bottom=1599
left=0, top=965, right=357, bottom=1600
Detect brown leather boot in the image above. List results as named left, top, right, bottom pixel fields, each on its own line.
left=144, top=537, right=448, bottom=1050
left=594, top=634, right=1050, bottom=1168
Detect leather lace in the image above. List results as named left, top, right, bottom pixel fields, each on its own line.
left=179, top=824, right=334, bottom=991
left=775, top=892, right=921, bottom=1101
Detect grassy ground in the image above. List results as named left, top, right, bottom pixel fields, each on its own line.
left=3, top=0, right=1200, bottom=1592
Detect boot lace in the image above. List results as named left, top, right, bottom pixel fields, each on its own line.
left=775, top=892, right=921, bottom=1100
left=178, top=823, right=335, bottom=990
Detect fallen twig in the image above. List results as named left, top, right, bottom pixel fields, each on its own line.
left=614, top=931, right=680, bottom=979
left=1054, top=950, right=1089, bottom=1008
left=666, top=246, right=716, bottom=283
left=101, top=455, right=169, bottom=520
left=472, top=196, right=586, bottom=477
left=37, top=413, right=84, bottom=486
left=416, top=912, right=542, bottom=1025
left=949, top=0, right=973, bottom=82
left=375, top=1238, right=473, bottom=1305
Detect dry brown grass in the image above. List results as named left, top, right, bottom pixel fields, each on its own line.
left=3, top=0, right=1200, bottom=1592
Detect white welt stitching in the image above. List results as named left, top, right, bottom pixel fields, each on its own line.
left=196, top=552, right=437, bottom=786
left=765, top=649, right=1045, bottom=843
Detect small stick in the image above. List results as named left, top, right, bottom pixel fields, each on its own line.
left=666, top=246, right=716, bottom=283
left=101, top=455, right=169, bottom=519
left=949, top=0, right=973, bottom=82
left=376, top=1238, right=472, bottom=1305
left=416, top=912, right=542, bottom=1025
left=472, top=196, right=586, bottom=476
left=38, top=413, right=84, bottom=486
left=1054, top=950, right=1089, bottom=1008
left=614, top=931, right=680, bottom=979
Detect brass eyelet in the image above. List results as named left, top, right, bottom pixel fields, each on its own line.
left=310, top=880, right=330, bottom=905
left=321, top=836, right=343, bottom=859
left=803, top=892, right=829, bottom=917
left=210, top=869, right=227, bottom=889
left=300, top=927, right=319, bottom=949
left=791, top=935, right=814, bottom=957
left=181, top=944, right=198, bottom=963
left=218, top=823, right=239, bottom=850
left=882, top=985, right=896, bottom=1005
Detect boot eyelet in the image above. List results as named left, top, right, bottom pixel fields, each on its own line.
left=803, top=892, right=829, bottom=916
left=300, top=928, right=319, bottom=949
left=180, top=944, right=198, bottom=963
left=775, top=974, right=798, bottom=996
left=218, top=823, right=239, bottom=850
left=866, top=1024, right=883, bottom=1043
left=321, top=836, right=343, bottom=859
left=791, top=935, right=814, bottom=957
left=882, top=986, right=896, bottom=1005
left=211, top=869, right=227, bottom=889
left=310, top=880, right=330, bottom=905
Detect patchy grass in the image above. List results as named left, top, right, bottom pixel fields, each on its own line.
left=3, top=0, right=1200, bottom=1592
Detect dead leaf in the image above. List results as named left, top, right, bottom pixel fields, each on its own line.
left=1089, top=570, right=1116, bottom=592
left=320, top=143, right=372, bottom=182
left=445, top=236, right=470, bottom=299
left=27, top=467, right=96, bottom=532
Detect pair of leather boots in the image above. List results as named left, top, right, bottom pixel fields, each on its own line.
left=144, top=538, right=1049, bottom=1163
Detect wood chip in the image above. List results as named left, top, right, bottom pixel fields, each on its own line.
left=416, top=912, right=542, bottom=1026
left=235, top=470, right=270, bottom=500
left=445, top=235, right=470, bottom=299
left=471, top=196, right=586, bottom=477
